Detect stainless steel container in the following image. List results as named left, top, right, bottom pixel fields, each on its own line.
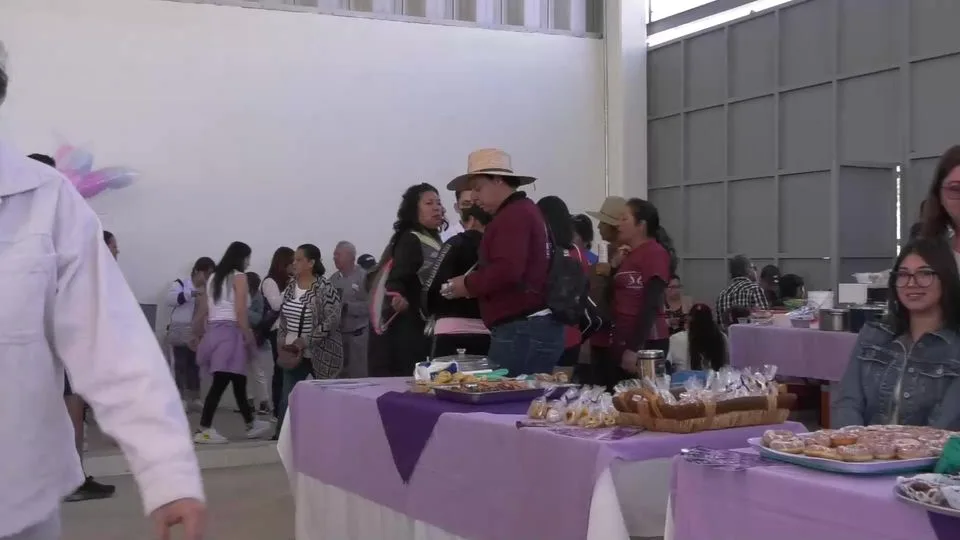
left=637, top=349, right=666, bottom=379
left=819, top=308, right=850, bottom=332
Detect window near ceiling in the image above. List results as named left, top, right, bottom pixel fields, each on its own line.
left=649, top=0, right=716, bottom=22
left=647, top=0, right=793, bottom=47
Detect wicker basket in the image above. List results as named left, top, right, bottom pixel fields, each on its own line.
left=616, top=392, right=793, bottom=434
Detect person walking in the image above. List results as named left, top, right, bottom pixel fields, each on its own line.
left=330, top=241, right=369, bottom=378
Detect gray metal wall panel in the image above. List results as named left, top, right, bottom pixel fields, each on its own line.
left=684, top=30, right=727, bottom=108
left=838, top=71, right=900, bottom=162
left=729, top=97, right=776, bottom=177
left=648, top=44, right=683, bottom=116
left=649, top=187, right=684, bottom=253
left=779, top=172, right=831, bottom=256
left=728, top=14, right=777, bottom=98
left=686, top=183, right=726, bottom=256
left=904, top=158, right=939, bottom=232
left=780, top=259, right=832, bottom=291
left=780, top=84, right=833, bottom=171
left=911, top=55, right=960, bottom=157
left=838, top=0, right=900, bottom=74
left=685, top=106, right=726, bottom=182
left=838, top=166, right=897, bottom=258
left=728, top=177, right=776, bottom=256
left=779, top=0, right=834, bottom=87
left=649, top=116, right=682, bottom=187
left=683, top=260, right=728, bottom=306
left=909, top=0, right=960, bottom=58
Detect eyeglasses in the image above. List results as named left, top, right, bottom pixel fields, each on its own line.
left=941, top=184, right=960, bottom=200
left=894, top=269, right=938, bottom=288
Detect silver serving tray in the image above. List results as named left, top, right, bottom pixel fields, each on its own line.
left=895, top=486, right=960, bottom=518
left=748, top=437, right=937, bottom=475
left=434, top=387, right=542, bottom=405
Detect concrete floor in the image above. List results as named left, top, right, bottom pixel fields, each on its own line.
left=62, top=464, right=293, bottom=540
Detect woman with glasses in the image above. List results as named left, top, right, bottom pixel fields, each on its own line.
left=920, top=146, right=960, bottom=263
left=832, top=237, right=960, bottom=429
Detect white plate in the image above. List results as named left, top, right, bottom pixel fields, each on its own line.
left=895, top=486, right=960, bottom=518
left=747, top=437, right=938, bottom=475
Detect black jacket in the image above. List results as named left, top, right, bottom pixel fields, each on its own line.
left=424, top=230, right=483, bottom=320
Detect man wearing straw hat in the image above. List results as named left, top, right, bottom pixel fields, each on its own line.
left=443, top=149, right=565, bottom=374
left=0, top=43, right=204, bottom=539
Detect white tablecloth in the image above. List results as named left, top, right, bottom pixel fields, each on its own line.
left=278, top=416, right=673, bottom=539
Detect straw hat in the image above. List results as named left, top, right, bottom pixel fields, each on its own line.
left=586, top=196, right=627, bottom=226
left=446, top=148, right=536, bottom=191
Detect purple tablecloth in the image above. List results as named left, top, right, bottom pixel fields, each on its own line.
left=289, top=378, right=805, bottom=540
left=376, top=390, right=530, bottom=483
left=671, top=453, right=960, bottom=540
left=729, top=324, right=858, bottom=381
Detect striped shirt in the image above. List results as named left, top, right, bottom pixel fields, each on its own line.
left=282, top=286, right=312, bottom=346
left=715, top=277, right=769, bottom=328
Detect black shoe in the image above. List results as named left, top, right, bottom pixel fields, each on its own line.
left=64, top=476, right=116, bottom=502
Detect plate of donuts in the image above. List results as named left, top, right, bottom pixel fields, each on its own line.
left=747, top=425, right=954, bottom=475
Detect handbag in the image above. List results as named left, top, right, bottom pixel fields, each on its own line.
left=278, top=300, right=307, bottom=369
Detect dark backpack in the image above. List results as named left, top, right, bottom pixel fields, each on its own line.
left=544, top=228, right=590, bottom=326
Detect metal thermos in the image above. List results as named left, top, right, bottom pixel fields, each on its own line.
left=637, top=349, right=666, bottom=379
left=819, top=308, right=850, bottom=332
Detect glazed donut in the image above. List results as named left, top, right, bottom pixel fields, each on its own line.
left=769, top=438, right=805, bottom=454
left=837, top=444, right=874, bottom=462
left=867, top=442, right=896, bottom=460
left=803, top=444, right=841, bottom=460
left=898, top=445, right=933, bottom=460
left=927, top=445, right=944, bottom=458
left=803, top=432, right=833, bottom=447
left=830, top=432, right=859, bottom=447
left=762, top=429, right=797, bottom=446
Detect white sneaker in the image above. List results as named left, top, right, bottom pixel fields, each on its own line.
left=246, top=420, right=272, bottom=439
left=194, top=428, right=228, bottom=445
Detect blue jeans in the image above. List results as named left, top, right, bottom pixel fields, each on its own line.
left=275, top=358, right=312, bottom=433
left=488, top=315, right=565, bottom=376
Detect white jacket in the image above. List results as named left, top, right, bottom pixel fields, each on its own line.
left=0, top=142, right=204, bottom=536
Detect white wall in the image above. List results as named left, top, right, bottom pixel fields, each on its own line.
left=0, top=0, right=605, bottom=308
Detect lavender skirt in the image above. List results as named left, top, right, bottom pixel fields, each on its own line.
left=197, top=320, right=250, bottom=376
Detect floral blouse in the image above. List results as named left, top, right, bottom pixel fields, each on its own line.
left=278, top=276, right=343, bottom=379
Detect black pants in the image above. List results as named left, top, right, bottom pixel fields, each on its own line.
left=200, top=372, right=253, bottom=428
left=268, top=330, right=283, bottom=415
left=171, top=346, right=200, bottom=394
left=384, top=313, right=428, bottom=377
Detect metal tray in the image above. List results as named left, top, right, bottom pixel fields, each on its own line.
left=434, top=387, right=543, bottom=405
left=747, top=437, right=938, bottom=475
left=895, top=486, right=960, bottom=518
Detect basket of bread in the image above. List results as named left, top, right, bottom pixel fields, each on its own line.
left=613, top=366, right=796, bottom=434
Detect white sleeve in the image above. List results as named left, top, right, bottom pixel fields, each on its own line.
left=667, top=332, right=688, bottom=371
left=50, top=182, right=204, bottom=514
left=262, top=277, right=283, bottom=311
left=164, top=279, right=184, bottom=308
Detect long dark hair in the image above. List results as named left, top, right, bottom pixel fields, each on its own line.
left=687, top=303, right=727, bottom=370
left=390, top=183, right=443, bottom=248
left=0, top=64, right=6, bottom=105
left=537, top=195, right=574, bottom=249
left=921, top=145, right=960, bottom=238
left=886, top=237, right=960, bottom=335
left=212, top=241, right=252, bottom=302
left=297, top=244, right=326, bottom=276
left=572, top=213, right=594, bottom=250
left=266, top=246, right=294, bottom=290
left=625, top=198, right=678, bottom=274
left=103, top=230, right=115, bottom=245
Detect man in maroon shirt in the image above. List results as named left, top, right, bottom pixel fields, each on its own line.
left=444, top=149, right=564, bottom=375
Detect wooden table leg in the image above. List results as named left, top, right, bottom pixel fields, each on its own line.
left=820, top=385, right=831, bottom=429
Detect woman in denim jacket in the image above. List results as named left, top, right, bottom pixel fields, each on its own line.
left=833, top=237, right=960, bottom=429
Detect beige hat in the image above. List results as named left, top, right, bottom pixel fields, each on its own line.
left=447, top=148, right=536, bottom=192
left=586, top=196, right=627, bottom=226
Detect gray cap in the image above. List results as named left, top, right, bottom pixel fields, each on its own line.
left=357, top=254, right=376, bottom=271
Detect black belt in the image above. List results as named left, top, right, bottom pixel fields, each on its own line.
left=344, top=327, right=367, bottom=337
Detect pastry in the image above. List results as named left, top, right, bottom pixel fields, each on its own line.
left=762, top=429, right=796, bottom=446
left=563, top=407, right=578, bottom=425
left=545, top=405, right=563, bottom=423
left=769, top=438, right=805, bottom=454
left=867, top=442, right=896, bottom=460
left=830, top=432, right=858, bottom=447
left=837, top=444, right=873, bottom=462
left=555, top=371, right=570, bottom=383
left=897, top=444, right=932, bottom=460
left=602, top=410, right=619, bottom=427
left=928, top=445, right=943, bottom=458
left=804, top=444, right=841, bottom=460
left=527, top=400, right=547, bottom=419
left=802, top=432, right=833, bottom=447
left=435, top=370, right=453, bottom=384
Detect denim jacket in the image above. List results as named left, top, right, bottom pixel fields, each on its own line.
left=832, top=322, right=960, bottom=430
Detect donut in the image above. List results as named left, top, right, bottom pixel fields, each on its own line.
left=898, top=445, right=933, bottom=460
left=769, top=438, right=805, bottom=454
left=830, top=432, right=858, bottom=447
left=803, top=444, right=841, bottom=460
left=837, top=444, right=874, bottom=462
left=762, top=429, right=796, bottom=446
left=867, top=442, right=896, bottom=460
left=803, top=432, right=833, bottom=447
left=927, top=445, right=943, bottom=458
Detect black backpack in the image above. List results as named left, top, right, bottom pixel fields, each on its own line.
left=543, top=227, right=590, bottom=326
